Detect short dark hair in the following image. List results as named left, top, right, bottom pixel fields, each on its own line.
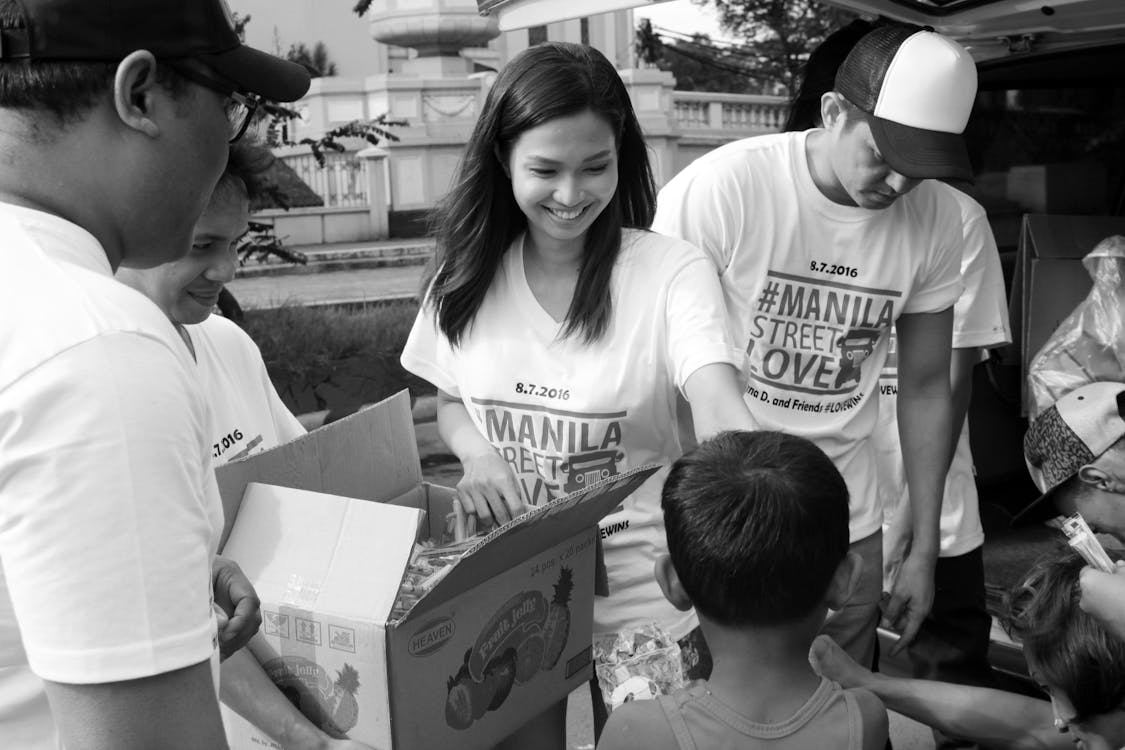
left=0, top=0, right=183, bottom=122
left=424, top=41, right=656, bottom=346
left=661, top=431, right=850, bottom=626
left=1002, top=550, right=1125, bottom=724
left=216, top=138, right=275, bottom=206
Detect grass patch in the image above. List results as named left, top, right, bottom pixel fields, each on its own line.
left=241, top=301, right=434, bottom=416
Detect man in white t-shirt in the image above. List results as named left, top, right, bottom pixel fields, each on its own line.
left=0, top=2, right=309, bottom=748
left=874, top=188, right=1011, bottom=748
left=653, top=26, right=978, bottom=668
left=118, top=150, right=380, bottom=750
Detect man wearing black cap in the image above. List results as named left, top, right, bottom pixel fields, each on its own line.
left=653, top=26, right=978, bottom=669
left=0, top=1, right=309, bottom=747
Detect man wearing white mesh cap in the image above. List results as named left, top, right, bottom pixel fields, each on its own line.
left=654, top=25, right=977, bottom=669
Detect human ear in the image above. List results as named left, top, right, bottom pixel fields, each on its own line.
left=825, top=551, right=862, bottom=611
left=113, top=50, right=162, bottom=139
left=654, top=554, right=693, bottom=611
left=820, top=92, right=845, bottom=131
left=1079, top=464, right=1116, bottom=491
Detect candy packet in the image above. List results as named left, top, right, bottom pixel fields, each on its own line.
left=594, top=623, right=684, bottom=712
left=389, top=497, right=509, bottom=620
left=1061, top=513, right=1116, bottom=573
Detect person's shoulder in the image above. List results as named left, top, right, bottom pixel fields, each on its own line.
left=624, top=228, right=709, bottom=261
left=842, top=686, right=889, bottom=750
left=194, top=314, right=265, bottom=361
left=620, top=230, right=716, bottom=282
left=906, top=180, right=969, bottom=218
left=598, top=696, right=677, bottom=750
left=196, top=310, right=252, bottom=339
left=944, top=186, right=988, bottom=222
left=666, top=132, right=796, bottom=188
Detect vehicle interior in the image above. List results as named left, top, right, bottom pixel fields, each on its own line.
left=817, top=0, right=1125, bottom=688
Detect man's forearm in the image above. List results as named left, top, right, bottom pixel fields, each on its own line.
left=897, top=388, right=951, bottom=558
left=221, top=646, right=327, bottom=750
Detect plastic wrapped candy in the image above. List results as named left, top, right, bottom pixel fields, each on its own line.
left=594, top=623, right=684, bottom=712
left=1028, top=236, right=1125, bottom=417
left=1061, top=513, right=1116, bottom=573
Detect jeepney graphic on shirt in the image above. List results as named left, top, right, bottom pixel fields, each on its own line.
left=744, top=270, right=899, bottom=414
left=471, top=397, right=627, bottom=511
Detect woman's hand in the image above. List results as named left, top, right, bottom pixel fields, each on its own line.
left=1078, top=561, right=1125, bottom=643
left=458, top=449, right=527, bottom=527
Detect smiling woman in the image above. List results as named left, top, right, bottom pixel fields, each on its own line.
left=401, top=40, right=759, bottom=749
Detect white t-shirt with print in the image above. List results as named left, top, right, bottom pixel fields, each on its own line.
left=0, top=203, right=223, bottom=748
left=189, top=314, right=305, bottom=463
left=653, top=131, right=964, bottom=543
left=401, top=229, right=743, bottom=640
left=874, top=190, right=1012, bottom=575
left=190, top=314, right=306, bottom=745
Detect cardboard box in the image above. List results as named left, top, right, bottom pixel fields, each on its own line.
left=215, top=390, right=657, bottom=749
left=1009, top=214, right=1125, bottom=413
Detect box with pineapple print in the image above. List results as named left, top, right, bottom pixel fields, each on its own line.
left=215, top=390, right=657, bottom=750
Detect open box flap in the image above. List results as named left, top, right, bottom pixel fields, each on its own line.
left=216, top=390, right=423, bottom=549
left=406, top=465, right=660, bottom=617
left=223, top=483, right=423, bottom=624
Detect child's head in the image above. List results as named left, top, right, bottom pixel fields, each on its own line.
left=1003, top=551, right=1125, bottom=750
left=428, top=42, right=655, bottom=345
left=659, top=431, right=853, bottom=628
left=117, top=140, right=270, bottom=324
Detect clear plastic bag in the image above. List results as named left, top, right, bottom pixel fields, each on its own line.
left=1027, top=236, right=1125, bottom=417
left=593, top=624, right=684, bottom=712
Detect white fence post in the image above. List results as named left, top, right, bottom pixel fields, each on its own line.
left=359, top=147, right=390, bottom=240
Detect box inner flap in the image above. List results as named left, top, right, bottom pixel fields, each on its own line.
left=224, top=482, right=422, bottom=623
left=409, top=465, right=660, bottom=615
left=216, top=390, right=422, bottom=549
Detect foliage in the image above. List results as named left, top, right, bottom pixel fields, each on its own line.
left=701, top=0, right=858, bottom=95
left=286, top=41, right=339, bottom=78
left=237, top=221, right=308, bottom=266
left=232, top=11, right=251, bottom=41
left=241, top=302, right=433, bottom=414
left=352, top=0, right=373, bottom=16
left=637, top=21, right=759, bottom=94
left=266, top=115, right=407, bottom=167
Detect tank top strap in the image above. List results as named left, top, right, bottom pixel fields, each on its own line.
left=657, top=693, right=697, bottom=750
left=841, top=687, right=861, bottom=750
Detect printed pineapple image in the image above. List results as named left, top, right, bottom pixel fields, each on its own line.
left=326, top=663, right=360, bottom=736
left=540, top=566, right=573, bottom=671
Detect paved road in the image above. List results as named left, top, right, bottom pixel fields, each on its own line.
left=227, top=264, right=425, bottom=309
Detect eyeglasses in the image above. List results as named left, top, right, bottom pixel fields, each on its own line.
left=164, top=60, right=259, bottom=143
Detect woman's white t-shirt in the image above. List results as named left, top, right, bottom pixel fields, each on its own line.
left=402, top=229, right=743, bottom=639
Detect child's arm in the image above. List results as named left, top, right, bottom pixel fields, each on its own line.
left=597, top=700, right=678, bottom=750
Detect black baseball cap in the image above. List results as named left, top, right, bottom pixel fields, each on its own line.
left=834, top=26, right=977, bottom=182
left=1015, top=382, right=1125, bottom=524
left=0, top=0, right=310, bottom=102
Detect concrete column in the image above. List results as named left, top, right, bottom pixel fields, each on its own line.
left=617, top=67, right=679, bottom=187
left=359, top=146, right=390, bottom=239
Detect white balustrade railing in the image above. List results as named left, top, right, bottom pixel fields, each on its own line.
left=275, top=92, right=789, bottom=211
left=672, top=91, right=789, bottom=134
left=278, top=150, right=369, bottom=209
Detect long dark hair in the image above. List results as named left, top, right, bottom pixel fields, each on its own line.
left=424, top=42, right=656, bottom=345
left=783, top=19, right=877, bottom=132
